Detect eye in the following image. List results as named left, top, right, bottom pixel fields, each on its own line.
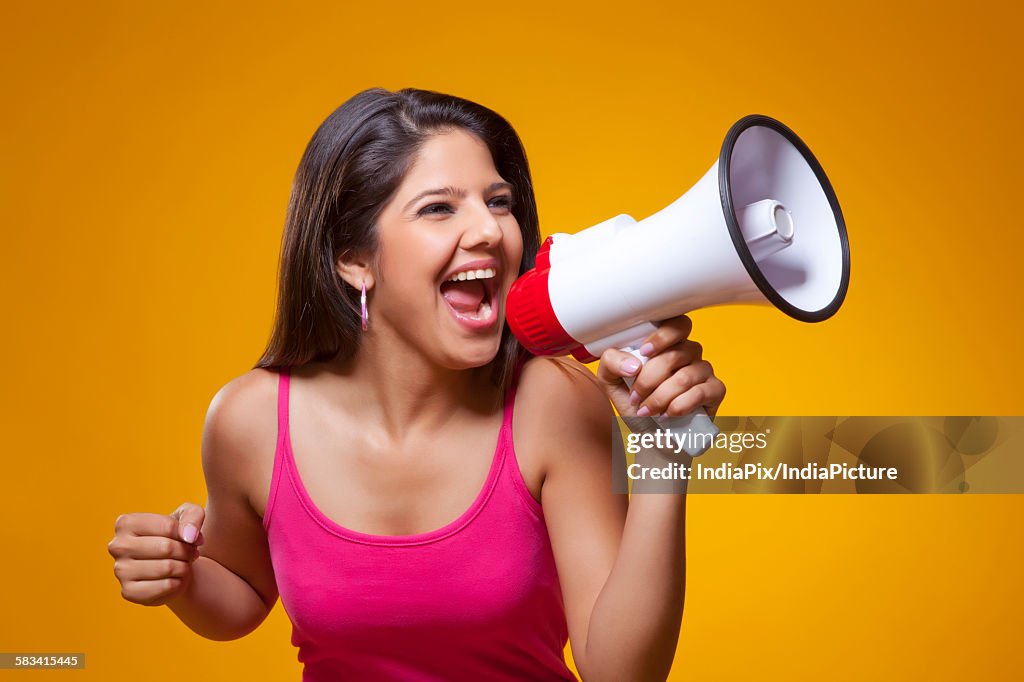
left=418, top=202, right=454, bottom=216
left=488, top=194, right=514, bottom=211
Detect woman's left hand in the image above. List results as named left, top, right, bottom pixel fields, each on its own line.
left=594, top=314, right=726, bottom=420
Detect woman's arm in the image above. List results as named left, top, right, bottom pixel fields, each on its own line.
left=166, top=371, right=281, bottom=640
left=523, top=317, right=724, bottom=681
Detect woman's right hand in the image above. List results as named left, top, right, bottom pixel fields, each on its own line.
left=107, top=502, right=206, bottom=607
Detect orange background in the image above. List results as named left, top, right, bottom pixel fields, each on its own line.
left=2, top=1, right=1021, bottom=679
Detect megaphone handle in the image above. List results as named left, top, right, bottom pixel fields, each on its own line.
left=620, top=346, right=719, bottom=456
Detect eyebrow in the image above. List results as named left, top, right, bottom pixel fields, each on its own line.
left=402, top=182, right=514, bottom=213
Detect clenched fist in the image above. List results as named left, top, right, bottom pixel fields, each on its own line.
left=107, top=502, right=206, bottom=606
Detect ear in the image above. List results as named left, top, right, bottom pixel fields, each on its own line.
left=336, top=249, right=375, bottom=291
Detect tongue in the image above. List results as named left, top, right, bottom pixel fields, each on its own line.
left=441, top=279, right=486, bottom=313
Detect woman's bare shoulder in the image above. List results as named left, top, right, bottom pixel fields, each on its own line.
left=201, top=368, right=281, bottom=507
left=514, top=356, right=615, bottom=473
left=517, top=356, right=612, bottom=419
left=204, top=368, right=280, bottom=444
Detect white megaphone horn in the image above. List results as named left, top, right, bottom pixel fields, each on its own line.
left=507, top=115, right=851, bottom=455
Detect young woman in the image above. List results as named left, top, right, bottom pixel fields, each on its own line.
left=108, top=88, right=726, bottom=681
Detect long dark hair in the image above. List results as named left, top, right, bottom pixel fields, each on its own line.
left=255, top=88, right=540, bottom=392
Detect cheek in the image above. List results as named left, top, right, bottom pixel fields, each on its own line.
left=378, top=232, right=446, bottom=279
left=505, top=221, right=525, bottom=264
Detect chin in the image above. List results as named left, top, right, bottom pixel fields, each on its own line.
left=445, top=341, right=501, bottom=371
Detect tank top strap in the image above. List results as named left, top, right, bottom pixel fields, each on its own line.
left=497, top=354, right=543, bottom=516
left=263, top=367, right=291, bottom=532
left=500, top=354, right=528, bottom=432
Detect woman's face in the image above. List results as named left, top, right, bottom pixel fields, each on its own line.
left=369, top=128, right=524, bottom=369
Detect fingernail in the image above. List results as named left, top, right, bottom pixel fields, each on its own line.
left=639, top=343, right=655, bottom=357
left=182, top=524, right=198, bottom=544
left=637, top=406, right=651, bottom=417
left=622, top=358, right=641, bottom=375
left=629, top=391, right=640, bottom=406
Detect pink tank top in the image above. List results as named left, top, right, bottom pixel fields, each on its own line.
left=263, top=366, right=577, bottom=681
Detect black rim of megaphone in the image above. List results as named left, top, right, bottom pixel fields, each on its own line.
left=719, top=115, right=851, bottom=322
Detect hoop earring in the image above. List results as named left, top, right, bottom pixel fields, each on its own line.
left=360, top=280, right=369, bottom=331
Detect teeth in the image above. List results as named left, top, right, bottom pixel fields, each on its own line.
left=460, top=301, right=493, bottom=320
left=447, top=267, right=496, bottom=283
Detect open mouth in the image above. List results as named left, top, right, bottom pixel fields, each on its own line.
left=439, top=267, right=498, bottom=326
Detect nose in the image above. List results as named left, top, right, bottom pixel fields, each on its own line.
left=460, top=201, right=503, bottom=250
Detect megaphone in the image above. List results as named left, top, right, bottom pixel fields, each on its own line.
left=507, top=115, right=851, bottom=455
